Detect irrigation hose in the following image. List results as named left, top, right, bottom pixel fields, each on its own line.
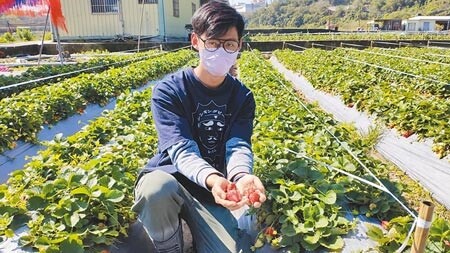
left=246, top=44, right=419, bottom=252
left=0, top=45, right=193, bottom=91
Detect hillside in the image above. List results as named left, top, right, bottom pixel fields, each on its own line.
left=246, top=0, right=450, bottom=30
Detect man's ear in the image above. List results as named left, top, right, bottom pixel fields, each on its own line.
left=191, top=32, right=199, bottom=50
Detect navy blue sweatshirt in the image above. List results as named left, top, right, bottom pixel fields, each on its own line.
left=139, top=67, right=255, bottom=203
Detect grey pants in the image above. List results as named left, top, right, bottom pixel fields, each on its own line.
left=132, top=170, right=251, bottom=253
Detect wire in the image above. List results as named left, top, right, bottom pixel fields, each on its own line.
left=339, top=55, right=449, bottom=87
left=0, top=45, right=191, bottom=92
left=340, top=42, right=369, bottom=49
left=284, top=42, right=308, bottom=51
left=285, top=149, right=417, bottom=219
left=248, top=48, right=420, bottom=252
left=371, top=40, right=401, bottom=46
left=0, top=52, right=157, bottom=91
left=342, top=46, right=450, bottom=66
left=0, top=45, right=193, bottom=169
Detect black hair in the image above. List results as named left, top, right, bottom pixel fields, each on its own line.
left=191, top=1, right=245, bottom=39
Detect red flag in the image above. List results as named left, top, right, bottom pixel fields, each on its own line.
left=0, top=0, right=16, bottom=13
left=47, top=0, right=67, bottom=32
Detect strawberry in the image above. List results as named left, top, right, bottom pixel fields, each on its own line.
left=381, top=220, right=389, bottom=230
left=226, top=190, right=241, bottom=202
left=225, top=183, right=241, bottom=202
left=227, top=182, right=237, bottom=191
left=401, top=130, right=414, bottom=138
left=248, top=191, right=260, bottom=204
left=264, top=226, right=276, bottom=236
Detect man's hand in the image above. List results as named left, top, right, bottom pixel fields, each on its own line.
left=236, top=174, right=267, bottom=208
left=206, top=174, right=247, bottom=211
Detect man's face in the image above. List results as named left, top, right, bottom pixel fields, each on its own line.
left=191, top=27, right=241, bottom=52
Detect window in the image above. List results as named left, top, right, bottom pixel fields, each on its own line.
left=91, top=0, right=118, bottom=13
left=138, top=0, right=158, bottom=4
left=423, top=21, right=430, bottom=31
left=407, top=23, right=416, bottom=31
left=173, top=0, right=179, bottom=17
left=192, top=3, right=196, bottom=15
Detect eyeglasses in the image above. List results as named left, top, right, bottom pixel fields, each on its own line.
left=197, top=36, right=240, bottom=53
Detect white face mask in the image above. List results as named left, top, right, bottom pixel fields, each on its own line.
left=199, top=48, right=239, bottom=77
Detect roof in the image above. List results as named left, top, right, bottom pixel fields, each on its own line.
left=408, top=16, right=450, bottom=21
left=367, top=19, right=402, bottom=24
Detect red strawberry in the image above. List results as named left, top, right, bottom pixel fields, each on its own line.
left=248, top=191, right=260, bottom=204
left=226, top=183, right=241, bottom=202
left=227, top=182, right=237, bottom=191
left=226, top=190, right=241, bottom=202
left=264, top=226, right=276, bottom=236
left=401, top=130, right=414, bottom=138
left=381, top=220, right=389, bottom=230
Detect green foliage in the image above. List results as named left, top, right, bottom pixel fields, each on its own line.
left=44, top=32, right=52, bottom=41
left=0, top=50, right=195, bottom=153
left=0, top=50, right=159, bottom=99
left=274, top=48, right=450, bottom=157
left=247, top=0, right=450, bottom=29
left=367, top=216, right=450, bottom=252
left=0, top=88, right=157, bottom=252
left=249, top=32, right=450, bottom=42
left=238, top=50, right=412, bottom=251
left=1, top=32, right=15, bottom=42
left=16, top=28, right=34, bottom=41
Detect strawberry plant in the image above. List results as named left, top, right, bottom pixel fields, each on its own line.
left=0, top=50, right=195, bottom=153
left=274, top=48, right=450, bottom=158
left=238, top=50, right=449, bottom=251
left=0, top=50, right=159, bottom=100
left=1, top=88, right=157, bottom=252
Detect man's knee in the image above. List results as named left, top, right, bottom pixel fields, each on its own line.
left=135, top=170, right=179, bottom=204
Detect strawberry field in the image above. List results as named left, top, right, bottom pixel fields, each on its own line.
left=0, top=47, right=449, bottom=252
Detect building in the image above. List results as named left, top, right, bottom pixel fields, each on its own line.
left=56, top=0, right=206, bottom=41
left=232, top=0, right=265, bottom=15
left=402, top=16, right=450, bottom=32
left=367, top=19, right=402, bottom=31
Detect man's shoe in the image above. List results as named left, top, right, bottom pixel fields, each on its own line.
left=153, top=222, right=184, bottom=253
left=109, top=221, right=157, bottom=253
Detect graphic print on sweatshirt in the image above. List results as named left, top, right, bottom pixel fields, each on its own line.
left=192, top=100, right=227, bottom=167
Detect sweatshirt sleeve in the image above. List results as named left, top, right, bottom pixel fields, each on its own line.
left=225, top=137, right=253, bottom=182
left=168, top=140, right=223, bottom=189
left=226, top=89, right=255, bottom=181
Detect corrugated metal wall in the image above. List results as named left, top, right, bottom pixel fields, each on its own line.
left=58, top=0, right=178, bottom=40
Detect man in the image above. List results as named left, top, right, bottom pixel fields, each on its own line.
left=112, top=1, right=266, bottom=252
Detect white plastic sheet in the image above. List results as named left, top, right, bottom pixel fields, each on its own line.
left=270, top=56, right=450, bottom=210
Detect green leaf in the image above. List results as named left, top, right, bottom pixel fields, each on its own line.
left=366, top=224, right=384, bottom=241
left=10, top=214, right=30, bottom=231
left=106, top=190, right=124, bottom=203
left=5, top=228, right=14, bottom=238
left=70, top=186, right=91, bottom=197
left=289, top=191, right=302, bottom=201
left=60, top=238, right=84, bottom=253
left=315, top=216, right=329, bottom=228
left=26, top=196, right=46, bottom=211
left=320, top=190, right=337, bottom=205
left=295, top=223, right=310, bottom=233
left=304, top=231, right=321, bottom=244
left=320, top=235, right=344, bottom=250
left=344, top=162, right=357, bottom=172
left=281, top=223, right=297, bottom=237
left=64, top=212, right=80, bottom=228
